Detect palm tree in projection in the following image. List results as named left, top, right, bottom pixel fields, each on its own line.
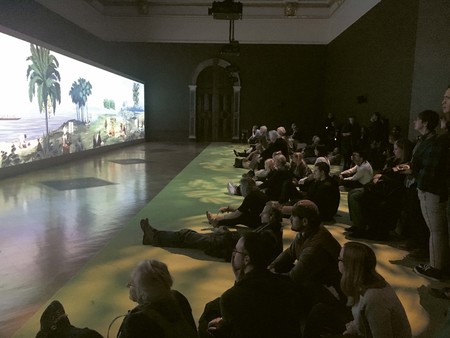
left=133, top=82, right=140, bottom=107
left=69, top=78, right=92, bottom=123
left=26, top=44, right=61, bottom=152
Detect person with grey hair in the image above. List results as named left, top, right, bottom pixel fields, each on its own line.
left=258, top=153, right=294, bottom=202
left=207, top=177, right=269, bottom=228
left=117, top=259, right=198, bottom=337
left=35, top=260, right=197, bottom=338
left=258, top=129, right=290, bottom=165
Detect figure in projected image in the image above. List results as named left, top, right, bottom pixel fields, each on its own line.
left=139, top=201, right=284, bottom=262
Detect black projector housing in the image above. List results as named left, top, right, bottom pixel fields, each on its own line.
left=208, top=0, right=243, bottom=20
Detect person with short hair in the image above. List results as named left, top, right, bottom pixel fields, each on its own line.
left=117, top=259, right=198, bottom=338
left=200, top=231, right=302, bottom=338
left=338, top=242, right=411, bottom=338
left=35, top=260, right=198, bottom=338
left=207, top=177, right=269, bottom=229
left=407, top=109, right=449, bottom=280
left=339, top=150, right=373, bottom=190
left=269, top=200, right=345, bottom=314
left=139, top=201, right=284, bottom=262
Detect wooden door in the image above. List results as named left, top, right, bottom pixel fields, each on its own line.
left=196, top=65, right=234, bottom=141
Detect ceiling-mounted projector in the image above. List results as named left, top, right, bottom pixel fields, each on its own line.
left=208, top=0, right=243, bottom=20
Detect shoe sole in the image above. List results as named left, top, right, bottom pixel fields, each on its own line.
left=413, top=267, right=441, bottom=281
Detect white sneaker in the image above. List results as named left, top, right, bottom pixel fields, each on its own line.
left=227, top=182, right=236, bottom=195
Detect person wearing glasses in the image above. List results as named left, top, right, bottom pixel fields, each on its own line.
left=199, top=231, right=302, bottom=338
left=117, top=259, right=198, bottom=338
left=35, top=260, right=197, bottom=338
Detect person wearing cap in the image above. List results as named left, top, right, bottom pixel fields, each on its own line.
left=268, top=200, right=345, bottom=314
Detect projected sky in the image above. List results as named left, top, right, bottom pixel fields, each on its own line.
left=0, top=31, right=145, bottom=168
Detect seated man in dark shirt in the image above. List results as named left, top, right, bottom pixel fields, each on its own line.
left=140, top=201, right=284, bottom=262
left=282, top=162, right=340, bottom=222
left=269, top=200, right=346, bottom=314
left=207, top=177, right=269, bottom=229
left=199, top=231, right=302, bottom=338
left=306, top=161, right=340, bottom=222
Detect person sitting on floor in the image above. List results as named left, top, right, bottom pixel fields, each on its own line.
left=347, top=138, right=412, bottom=240
left=207, top=177, right=269, bottom=229
left=35, top=260, right=198, bottom=338
left=140, top=201, right=284, bottom=262
left=339, top=149, right=373, bottom=191
left=281, top=162, right=340, bottom=223
left=258, top=153, right=294, bottom=203
left=199, top=231, right=302, bottom=338
left=290, top=151, right=312, bottom=187
left=227, top=158, right=275, bottom=195
left=117, top=259, right=198, bottom=338
left=269, top=200, right=346, bottom=316
left=258, top=130, right=290, bottom=167
left=337, top=242, right=411, bottom=338
left=36, top=301, right=103, bottom=338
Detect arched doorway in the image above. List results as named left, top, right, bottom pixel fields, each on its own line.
left=189, top=59, right=241, bottom=141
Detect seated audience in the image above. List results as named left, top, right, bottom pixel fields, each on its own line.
left=139, top=201, right=284, bottom=261
left=259, top=129, right=290, bottom=165
left=207, top=177, right=269, bottom=229
left=269, top=200, right=345, bottom=314
left=290, top=151, right=312, bottom=185
left=327, top=147, right=342, bottom=166
left=282, top=162, right=340, bottom=222
left=199, top=231, right=302, bottom=338
left=36, top=301, right=102, bottom=338
left=347, top=138, right=412, bottom=240
left=337, top=242, right=411, bottom=338
left=258, top=153, right=294, bottom=202
left=36, top=260, right=197, bottom=338
left=339, top=150, right=373, bottom=190
left=117, top=260, right=198, bottom=337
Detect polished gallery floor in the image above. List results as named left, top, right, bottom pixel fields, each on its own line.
left=0, top=141, right=208, bottom=337
left=1, top=141, right=449, bottom=338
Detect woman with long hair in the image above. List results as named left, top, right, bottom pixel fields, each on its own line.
left=339, top=242, right=411, bottom=338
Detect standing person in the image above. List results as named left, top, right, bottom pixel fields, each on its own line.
left=338, top=242, right=411, bottom=338
left=340, top=116, right=360, bottom=170
left=407, top=110, right=449, bottom=280
left=199, top=231, right=302, bottom=338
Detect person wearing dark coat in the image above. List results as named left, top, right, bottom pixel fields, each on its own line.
left=269, top=200, right=347, bottom=314
left=199, top=231, right=302, bottom=338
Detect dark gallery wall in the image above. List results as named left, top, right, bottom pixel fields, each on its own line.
left=324, top=0, right=419, bottom=136
left=136, top=43, right=326, bottom=140
left=0, top=1, right=326, bottom=142
left=408, top=0, right=450, bottom=137
left=1, top=0, right=449, bottom=145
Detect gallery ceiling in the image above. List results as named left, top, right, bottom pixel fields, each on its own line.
left=36, top=0, right=380, bottom=44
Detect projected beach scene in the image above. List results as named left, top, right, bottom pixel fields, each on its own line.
left=0, top=32, right=145, bottom=168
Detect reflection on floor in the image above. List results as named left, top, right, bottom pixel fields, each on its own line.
left=1, top=141, right=449, bottom=338
left=0, top=141, right=207, bottom=338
